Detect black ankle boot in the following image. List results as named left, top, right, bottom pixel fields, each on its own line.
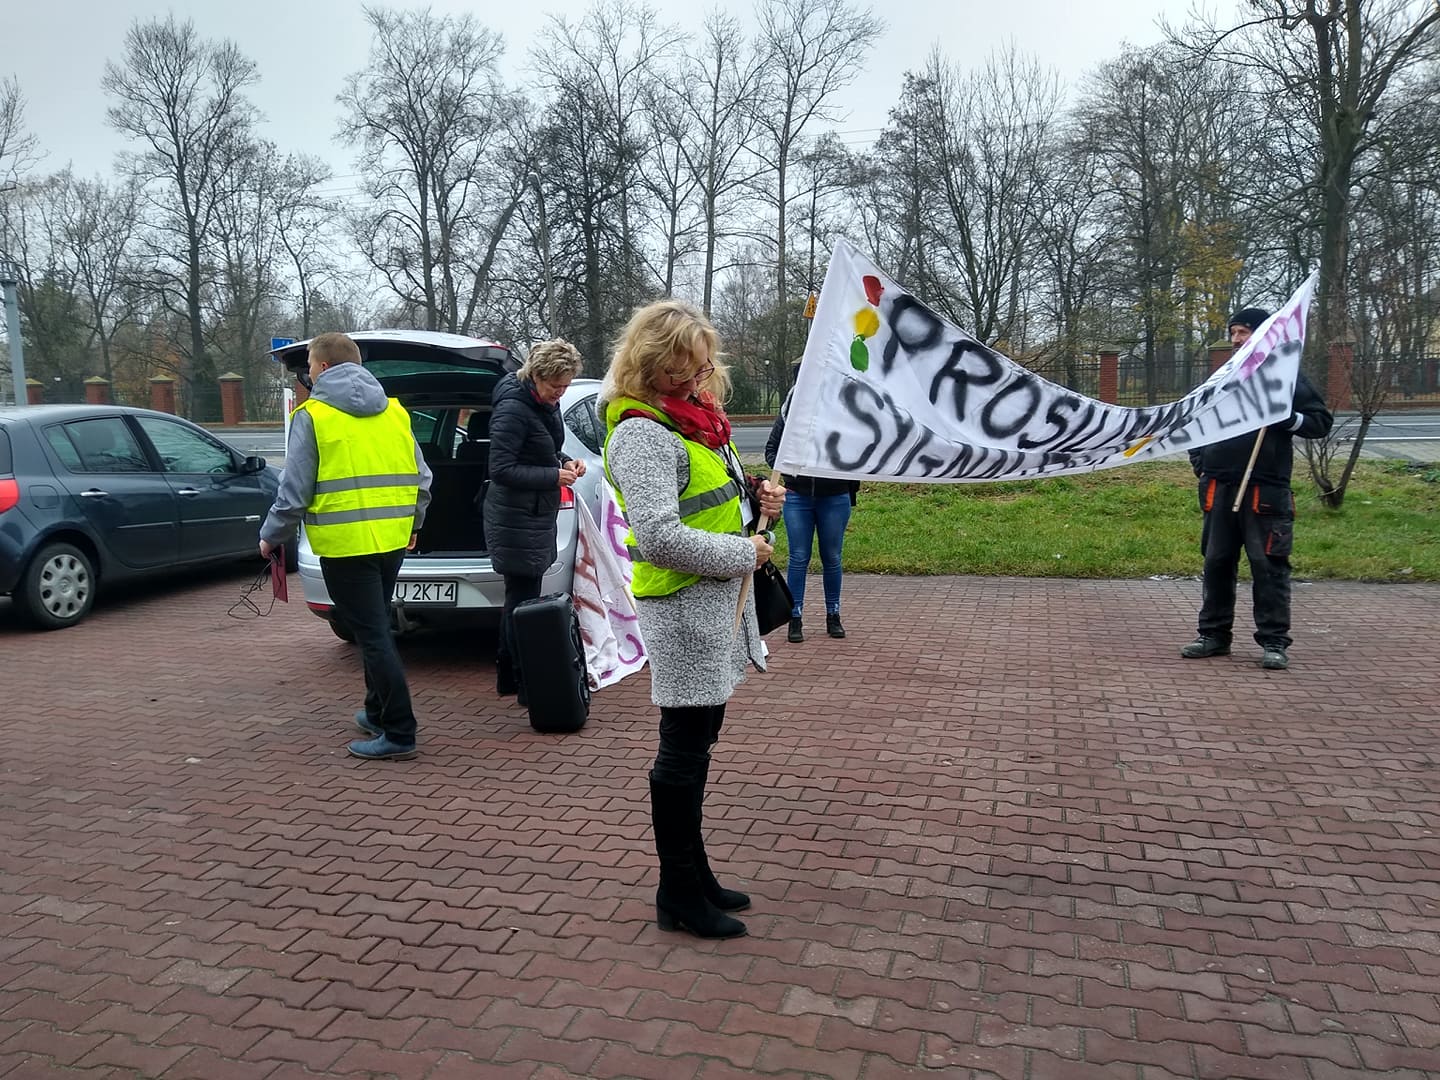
left=650, top=777, right=746, bottom=938
left=692, top=773, right=750, bottom=912
left=826, top=612, right=845, bottom=638
left=787, top=617, right=804, bottom=643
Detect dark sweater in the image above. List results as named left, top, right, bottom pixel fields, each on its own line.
left=1188, top=372, right=1334, bottom=486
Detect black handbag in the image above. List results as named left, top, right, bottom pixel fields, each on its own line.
left=751, top=558, right=794, bottom=635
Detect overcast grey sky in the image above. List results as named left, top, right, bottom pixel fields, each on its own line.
left=9, top=0, right=1229, bottom=187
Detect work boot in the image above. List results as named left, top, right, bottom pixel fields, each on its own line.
left=650, top=777, right=746, bottom=938
left=1180, top=635, right=1230, bottom=659
left=826, top=612, right=846, bottom=639
left=1261, top=646, right=1289, bottom=670
left=347, top=736, right=418, bottom=761
left=692, top=771, right=750, bottom=912
left=787, top=618, right=804, bottom=643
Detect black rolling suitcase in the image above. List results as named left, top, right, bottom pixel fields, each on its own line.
left=512, top=592, right=591, bottom=733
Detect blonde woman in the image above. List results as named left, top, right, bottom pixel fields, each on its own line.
left=601, top=300, right=785, bottom=939
left=484, top=339, right=587, bottom=699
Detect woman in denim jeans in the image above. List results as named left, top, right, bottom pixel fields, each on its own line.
left=764, top=366, right=860, bottom=643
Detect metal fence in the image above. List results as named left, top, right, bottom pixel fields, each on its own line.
left=1028, top=355, right=1440, bottom=408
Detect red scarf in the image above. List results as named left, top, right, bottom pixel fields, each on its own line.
left=652, top=392, right=732, bottom=450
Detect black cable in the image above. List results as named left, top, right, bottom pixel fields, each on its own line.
left=227, top=561, right=278, bottom=620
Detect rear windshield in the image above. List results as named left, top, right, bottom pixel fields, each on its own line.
left=0, top=428, right=10, bottom=473
left=366, top=359, right=504, bottom=379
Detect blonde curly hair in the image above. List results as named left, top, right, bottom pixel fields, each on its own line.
left=600, top=299, right=732, bottom=409
left=518, top=338, right=584, bottom=383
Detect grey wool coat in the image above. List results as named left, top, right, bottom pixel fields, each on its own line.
left=605, top=416, right=767, bottom=707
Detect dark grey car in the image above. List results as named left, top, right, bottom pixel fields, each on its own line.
left=0, top=404, right=284, bottom=629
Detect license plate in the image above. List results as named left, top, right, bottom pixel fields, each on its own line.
left=393, top=580, right=457, bottom=606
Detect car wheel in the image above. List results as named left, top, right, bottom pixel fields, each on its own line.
left=329, top=616, right=356, bottom=643
left=17, top=542, right=96, bottom=630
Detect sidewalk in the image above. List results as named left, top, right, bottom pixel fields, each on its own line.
left=1, top=572, right=1438, bottom=1078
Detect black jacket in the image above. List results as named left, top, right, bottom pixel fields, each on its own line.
left=483, top=373, right=568, bottom=577
left=1188, top=371, right=1334, bottom=487
left=764, top=393, right=860, bottom=503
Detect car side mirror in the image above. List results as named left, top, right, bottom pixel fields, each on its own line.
left=242, top=455, right=267, bottom=474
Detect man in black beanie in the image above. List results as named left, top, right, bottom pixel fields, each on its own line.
left=1180, top=307, right=1334, bottom=670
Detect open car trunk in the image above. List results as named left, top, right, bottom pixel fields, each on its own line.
left=390, top=384, right=498, bottom=558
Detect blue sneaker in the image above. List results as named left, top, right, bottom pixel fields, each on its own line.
left=347, top=736, right=418, bottom=761
left=353, top=710, right=383, bottom=737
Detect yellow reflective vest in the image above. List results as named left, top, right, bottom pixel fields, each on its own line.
left=296, top=397, right=421, bottom=557
left=602, top=396, right=745, bottom=598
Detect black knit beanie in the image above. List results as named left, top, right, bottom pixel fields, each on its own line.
left=1228, top=307, right=1270, bottom=332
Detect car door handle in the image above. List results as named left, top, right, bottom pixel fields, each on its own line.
left=176, top=488, right=201, bottom=497
left=79, top=489, right=110, bottom=498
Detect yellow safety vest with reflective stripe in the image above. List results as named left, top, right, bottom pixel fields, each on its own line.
left=296, top=397, right=420, bottom=558
left=602, top=396, right=745, bottom=598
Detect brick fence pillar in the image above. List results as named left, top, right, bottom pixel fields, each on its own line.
left=25, top=378, right=44, bottom=405
left=149, top=375, right=177, bottom=414
left=84, top=377, right=112, bottom=405
left=292, top=377, right=310, bottom=407
left=1208, top=340, right=1232, bottom=373
left=1326, top=341, right=1353, bottom=412
left=1098, top=349, right=1119, bottom=404
left=219, top=372, right=245, bottom=426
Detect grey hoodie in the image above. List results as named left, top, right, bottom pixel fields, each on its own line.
left=259, top=362, right=433, bottom=547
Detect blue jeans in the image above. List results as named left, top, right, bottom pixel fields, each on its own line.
left=782, top=492, right=851, bottom=617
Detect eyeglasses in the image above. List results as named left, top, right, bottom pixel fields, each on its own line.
left=665, top=363, right=714, bottom=384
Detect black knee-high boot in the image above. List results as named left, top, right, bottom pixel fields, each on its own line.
left=650, top=775, right=746, bottom=939
left=693, top=765, right=750, bottom=912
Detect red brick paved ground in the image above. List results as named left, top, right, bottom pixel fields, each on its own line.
left=2, top=568, right=1438, bottom=1079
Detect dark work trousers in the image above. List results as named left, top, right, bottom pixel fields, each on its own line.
left=320, top=549, right=417, bottom=745
left=1197, top=484, right=1295, bottom=649
left=653, top=704, right=727, bottom=786
left=498, top=572, right=544, bottom=677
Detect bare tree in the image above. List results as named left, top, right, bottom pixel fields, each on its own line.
left=531, top=0, right=679, bottom=364
left=0, top=76, right=40, bottom=197
left=270, top=155, right=339, bottom=338
left=669, top=11, right=764, bottom=316
left=339, top=6, right=523, bottom=335
left=1177, top=0, right=1440, bottom=353
left=1078, top=44, right=1251, bottom=401
left=752, top=0, right=882, bottom=368
left=640, top=79, right=703, bottom=296
left=103, top=15, right=260, bottom=419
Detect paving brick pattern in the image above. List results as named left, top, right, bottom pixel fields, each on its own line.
left=2, top=568, right=1438, bottom=1079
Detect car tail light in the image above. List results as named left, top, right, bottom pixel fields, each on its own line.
left=0, top=477, right=18, bottom=514
left=559, top=486, right=575, bottom=507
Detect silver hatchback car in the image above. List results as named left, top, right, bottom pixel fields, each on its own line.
left=272, top=330, right=605, bottom=639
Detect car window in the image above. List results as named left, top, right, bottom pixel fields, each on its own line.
left=0, top=428, right=11, bottom=473
left=50, top=418, right=151, bottom=473
left=410, top=408, right=441, bottom=444
left=134, top=416, right=236, bottom=474
left=564, top=395, right=602, bottom=454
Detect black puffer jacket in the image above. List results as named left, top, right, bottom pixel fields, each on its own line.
left=1188, top=371, right=1334, bottom=486
left=483, top=373, right=568, bottom=576
left=764, top=391, right=860, bottom=503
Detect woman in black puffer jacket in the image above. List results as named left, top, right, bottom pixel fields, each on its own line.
left=483, top=339, right=586, bottom=697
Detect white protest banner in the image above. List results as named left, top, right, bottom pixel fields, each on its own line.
left=775, top=238, right=1317, bottom=484
left=572, top=482, right=647, bottom=690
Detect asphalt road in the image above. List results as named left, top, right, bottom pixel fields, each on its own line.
left=218, top=411, right=1440, bottom=466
